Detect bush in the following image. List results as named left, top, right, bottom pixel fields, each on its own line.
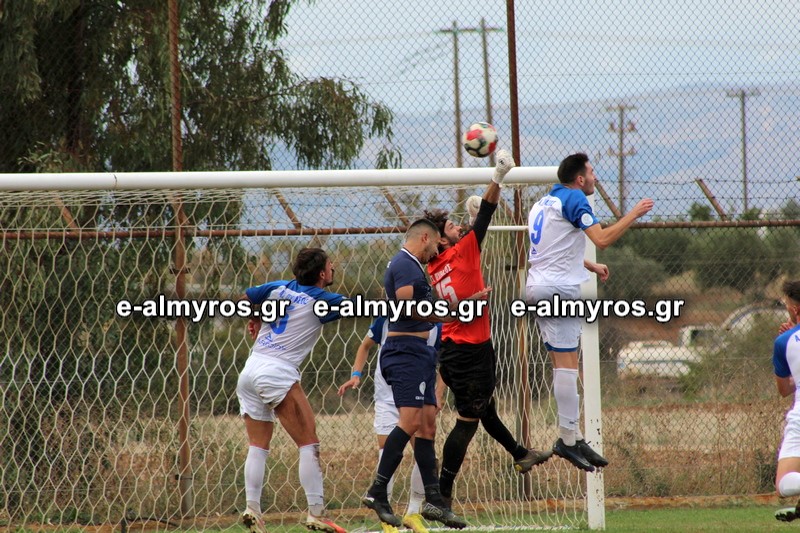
left=687, top=228, right=767, bottom=293
left=620, top=227, right=693, bottom=276
left=597, top=246, right=667, bottom=300
left=680, top=314, right=781, bottom=401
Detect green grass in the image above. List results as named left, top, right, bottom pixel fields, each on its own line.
left=177, top=505, right=800, bottom=532
left=601, top=506, right=794, bottom=532
left=10, top=506, right=799, bottom=532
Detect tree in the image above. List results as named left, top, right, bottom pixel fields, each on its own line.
left=618, top=227, right=692, bottom=276
left=689, top=202, right=712, bottom=222
left=0, top=1, right=399, bottom=521
left=688, top=228, right=767, bottom=293
left=1, top=1, right=397, bottom=173
left=597, top=246, right=667, bottom=300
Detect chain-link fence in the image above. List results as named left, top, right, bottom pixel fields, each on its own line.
left=2, top=0, right=800, bottom=530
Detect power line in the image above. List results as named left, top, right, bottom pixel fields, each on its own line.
left=436, top=21, right=503, bottom=169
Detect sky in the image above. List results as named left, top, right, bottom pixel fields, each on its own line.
left=277, top=0, right=800, bottom=114
left=264, top=0, right=800, bottom=219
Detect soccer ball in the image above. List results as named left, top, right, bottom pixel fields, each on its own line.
left=463, top=122, right=498, bottom=158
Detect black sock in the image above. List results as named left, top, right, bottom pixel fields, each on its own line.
left=480, top=400, right=527, bottom=460
left=370, top=426, right=410, bottom=498
left=439, top=419, right=479, bottom=498
left=413, top=437, right=444, bottom=505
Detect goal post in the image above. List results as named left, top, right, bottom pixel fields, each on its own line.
left=0, top=167, right=605, bottom=531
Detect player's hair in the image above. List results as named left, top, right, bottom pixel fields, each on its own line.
left=782, top=280, right=800, bottom=304
left=406, top=218, right=439, bottom=241
left=422, top=208, right=449, bottom=237
left=557, top=152, right=590, bottom=184
left=293, top=247, right=329, bottom=285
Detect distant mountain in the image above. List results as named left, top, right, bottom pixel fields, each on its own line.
left=268, top=82, right=800, bottom=222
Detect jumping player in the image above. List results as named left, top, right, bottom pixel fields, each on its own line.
left=526, top=153, right=653, bottom=472
left=237, top=248, right=347, bottom=533
left=424, top=149, right=552, bottom=506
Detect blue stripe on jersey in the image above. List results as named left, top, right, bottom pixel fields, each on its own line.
left=773, top=324, right=800, bottom=378
left=245, top=280, right=289, bottom=304
left=549, top=184, right=598, bottom=230
left=368, top=316, right=388, bottom=345
left=246, top=279, right=345, bottom=323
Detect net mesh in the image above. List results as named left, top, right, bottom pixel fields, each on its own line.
left=1, top=182, right=592, bottom=531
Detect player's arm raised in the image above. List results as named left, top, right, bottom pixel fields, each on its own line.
left=583, top=198, right=654, bottom=250
left=466, top=149, right=515, bottom=246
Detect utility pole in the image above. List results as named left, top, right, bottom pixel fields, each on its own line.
left=606, top=104, right=637, bottom=213
left=437, top=21, right=502, bottom=168
left=479, top=18, right=503, bottom=164
left=438, top=22, right=464, bottom=169
left=726, top=88, right=760, bottom=213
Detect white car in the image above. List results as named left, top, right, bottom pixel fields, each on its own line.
left=617, top=340, right=700, bottom=378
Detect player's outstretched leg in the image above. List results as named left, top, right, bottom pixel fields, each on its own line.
left=479, top=398, right=552, bottom=473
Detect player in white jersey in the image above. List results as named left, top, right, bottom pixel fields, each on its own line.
left=772, top=281, right=800, bottom=522
left=237, top=248, right=347, bottom=533
left=338, top=317, right=442, bottom=533
left=526, top=153, right=653, bottom=472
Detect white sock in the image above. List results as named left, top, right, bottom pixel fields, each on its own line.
left=779, top=472, right=800, bottom=497
left=378, top=448, right=397, bottom=501
left=407, top=461, right=424, bottom=514
left=554, top=368, right=580, bottom=446
left=299, top=443, right=325, bottom=516
left=245, top=446, right=270, bottom=514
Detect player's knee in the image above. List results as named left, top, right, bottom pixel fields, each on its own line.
left=460, top=398, right=490, bottom=419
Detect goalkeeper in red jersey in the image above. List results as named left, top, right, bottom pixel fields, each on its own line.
left=424, top=150, right=552, bottom=506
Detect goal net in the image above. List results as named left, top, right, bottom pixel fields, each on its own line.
left=0, top=168, right=602, bottom=531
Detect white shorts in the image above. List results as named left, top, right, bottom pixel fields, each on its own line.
left=780, top=412, right=800, bottom=460
left=526, top=284, right=582, bottom=351
left=236, top=356, right=300, bottom=422
left=373, top=400, right=400, bottom=436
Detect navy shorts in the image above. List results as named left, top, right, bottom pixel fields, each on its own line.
left=380, top=335, right=438, bottom=408
left=438, top=339, right=497, bottom=418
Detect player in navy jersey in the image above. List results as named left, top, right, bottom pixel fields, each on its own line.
left=424, top=149, right=552, bottom=506
left=338, top=317, right=442, bottom=533
left=236, top=248, right=346, bottom=533
left=363, top=219, right=487, bottom=530
left=772, top=281, right=800, bottom=522
left=526, top=153, right=653, bottom=472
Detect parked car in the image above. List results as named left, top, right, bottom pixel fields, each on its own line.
left=617, top=301, right=786, bottom=379
left=617, top=340, right=700, bottom=378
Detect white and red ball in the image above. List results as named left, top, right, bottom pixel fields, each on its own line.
left=462, top=122, right=498, bottom=158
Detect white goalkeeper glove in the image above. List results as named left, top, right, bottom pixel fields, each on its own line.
left=466, top=195, right=482, bottom=225
left=492, top=149, right=515, bottom=187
